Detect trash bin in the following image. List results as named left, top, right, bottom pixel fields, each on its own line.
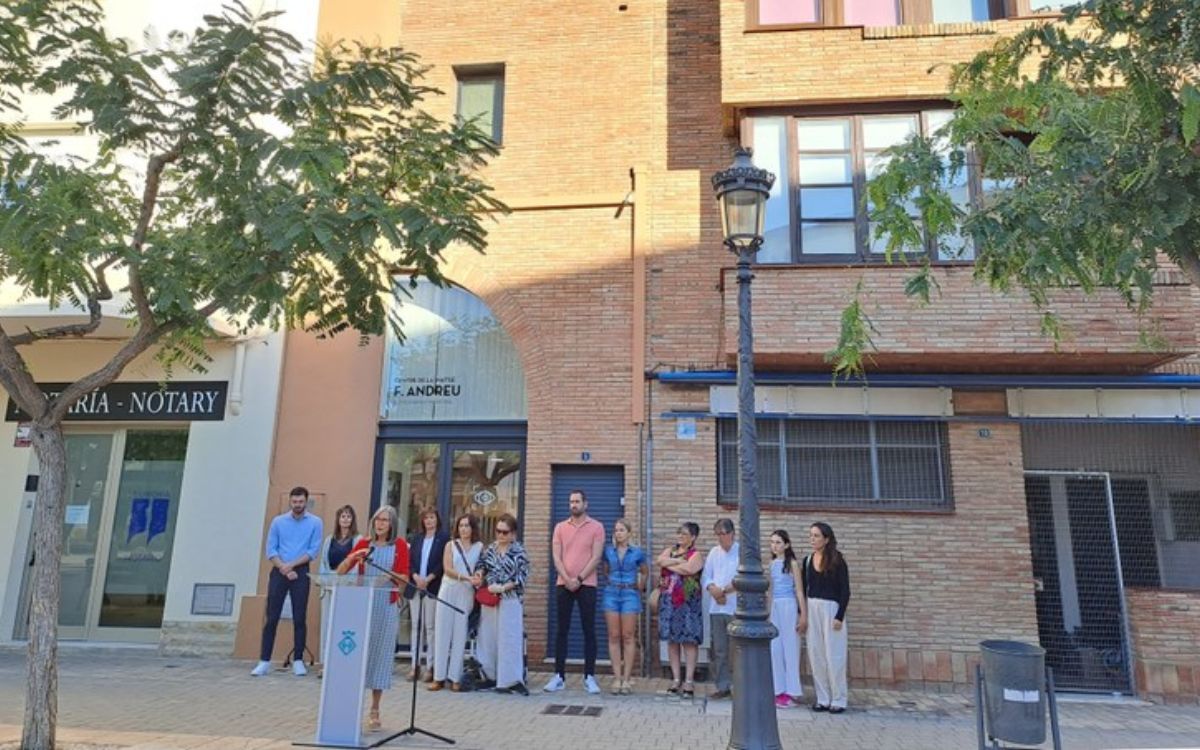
left=979, top=640, right=1047, bottom=746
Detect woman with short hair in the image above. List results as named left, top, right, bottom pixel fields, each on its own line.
left=338, top=505, right=410, bottom=731
left=655, top=521, right=705, bottom=698
left=473, top=513, right=530, bottom=695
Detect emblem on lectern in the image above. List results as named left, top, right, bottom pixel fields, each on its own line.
left=338, top=629, right=357, bottom=656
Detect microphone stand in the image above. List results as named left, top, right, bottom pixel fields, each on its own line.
left=360, top=554, right=463, bottom=748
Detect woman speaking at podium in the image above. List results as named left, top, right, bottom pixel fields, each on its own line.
left=338, top=505, right=410, bottom=731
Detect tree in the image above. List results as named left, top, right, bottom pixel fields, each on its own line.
left=0, top=2, right=502, bottom=747
left=831, top=0, right=1200, bottom=373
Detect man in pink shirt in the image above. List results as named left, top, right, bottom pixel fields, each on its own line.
left=544, top=489, right=606, bottom=694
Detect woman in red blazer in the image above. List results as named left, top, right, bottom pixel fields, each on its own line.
left=338, top=505, right=410, bottom=731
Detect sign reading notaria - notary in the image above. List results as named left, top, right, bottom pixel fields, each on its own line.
left=5, top=381, right=228, bottom=422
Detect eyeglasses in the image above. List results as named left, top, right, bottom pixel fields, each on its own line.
left=496, top=528, right=512, bottom=535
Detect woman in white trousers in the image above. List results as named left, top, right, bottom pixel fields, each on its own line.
left=803, top=522, right=851, bottom=713
left=767, top=530, right=806, bottom=707
left=473, top=513, right=530, bottom=695
left=431, top=513, right=482, bottom=690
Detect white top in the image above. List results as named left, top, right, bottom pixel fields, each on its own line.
left=448, top=540, right=483, bottom=580
left=418, top=534, right=435, bottom=577
left=702, top=542, right=740, bottom=615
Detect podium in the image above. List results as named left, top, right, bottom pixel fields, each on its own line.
left=301, top=575, right=388, bottom=749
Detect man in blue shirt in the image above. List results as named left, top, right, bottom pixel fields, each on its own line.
left=252, top=486, right=323, bottom=677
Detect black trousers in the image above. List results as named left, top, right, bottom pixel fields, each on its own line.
left=261, top=565, right=310, bottom=661
left=554, top=584, right=597, bottom=677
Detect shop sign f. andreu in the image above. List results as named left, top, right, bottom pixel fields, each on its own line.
left=5, top=381, right=228, bottom=422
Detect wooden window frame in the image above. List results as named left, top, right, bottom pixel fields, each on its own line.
left=746, top=103, right=984, bottom=265
left=453, top=63, right=506, bottom=145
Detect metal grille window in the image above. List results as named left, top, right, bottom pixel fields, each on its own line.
left=1022, top=423, right=1200, bottom=592
left=717, top=418, right=952, bottom=510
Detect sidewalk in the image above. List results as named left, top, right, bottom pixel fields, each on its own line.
left=0, top=648, right=1197, bottom=750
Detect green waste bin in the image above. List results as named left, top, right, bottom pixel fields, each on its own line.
left=979, top=640, right=1047, bottom=746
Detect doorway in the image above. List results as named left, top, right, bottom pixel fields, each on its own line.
left=546, top=465, right=626, bottom=665
left=14, top=428, right=189, bottom=641
left=1023, top=471, right=1134, bottom=693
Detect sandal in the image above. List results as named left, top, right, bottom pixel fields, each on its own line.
left=681, top=681, right=695, bottom=699
left=666, top=681, right=682, bottom=695
left=367, top=709, right=381, bottom=731
left=620, top=682, right=633, bottom=695
left=610, top=680, right=623, bottom=696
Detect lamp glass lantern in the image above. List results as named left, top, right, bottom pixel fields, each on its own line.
left=711, top=147, right=775, bottom=251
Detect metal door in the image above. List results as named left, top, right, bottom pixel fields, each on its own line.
left=1023, top=471, right=1134, bottom=693
left=547, top=465, right=626, bottom=664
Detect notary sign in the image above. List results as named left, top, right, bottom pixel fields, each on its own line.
left=5, top=381, right=228, bottom=422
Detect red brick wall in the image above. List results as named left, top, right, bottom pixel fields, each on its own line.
left=720, top=266, right=1197, bottom=372
left=648, top=394, right=1039, bottom=689
left=1128, top=588, right=1200, bottom=703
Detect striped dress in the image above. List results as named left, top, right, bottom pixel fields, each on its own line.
left=363, top=542, right=401, bottom=690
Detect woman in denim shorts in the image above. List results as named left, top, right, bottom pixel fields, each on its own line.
left=600, top=519, right=648, bottom=695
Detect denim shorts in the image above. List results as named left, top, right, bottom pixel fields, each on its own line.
left=601, top=587, right=642, bottom=614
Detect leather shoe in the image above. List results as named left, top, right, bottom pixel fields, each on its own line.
left=450, top=682, right=462, bottom=692
left=811, top=704, right=830, bottom=712
left=829, top=706, right=845, bottom=714
left=428, top=680, right=444, bottom=691
left=709, top=689, right=732, bottom=700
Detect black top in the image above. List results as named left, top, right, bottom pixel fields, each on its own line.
left=801, top=554, right=850, bottom=622
left=404, top=530, right=450, bottom=599
left=327, top=535, right=355, bottom=572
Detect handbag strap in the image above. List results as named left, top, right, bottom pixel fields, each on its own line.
left=453, top=540, right=473, bottom=576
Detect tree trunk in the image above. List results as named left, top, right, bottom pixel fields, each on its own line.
left=23, top=422, right=66, bottom=750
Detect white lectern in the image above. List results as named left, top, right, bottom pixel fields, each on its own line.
left=299, top=575, right=378, bottom=749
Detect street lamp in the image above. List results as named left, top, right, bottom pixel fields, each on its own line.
left=711, top=147, right=780, bottom=750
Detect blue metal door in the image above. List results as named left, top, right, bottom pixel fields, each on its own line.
left=547, top=465, right=625, bottom=664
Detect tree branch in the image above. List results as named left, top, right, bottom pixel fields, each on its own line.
left=44, top=320, right=175, bottom=424
left=0, top=325, right=50, bottom=421
left=7, top=296, right=103, bottom=347
left=127, top=145, right=183, bottom=326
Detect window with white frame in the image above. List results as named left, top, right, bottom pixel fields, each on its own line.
left=717, top=418, right=953, bottom=510
left=750, top=109, right=979, bottom=263
left=751, top=0, right=1007, bottom=27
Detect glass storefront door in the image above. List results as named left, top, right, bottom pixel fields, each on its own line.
left=97, top=431, right=188, bottom=633
left=446, top=447, right=522, bottom=541
left=377, top=442, right=524, bottom=539
left=15, top=428, right=188, bottom=641
left=57, top=434, right=116, bottom=638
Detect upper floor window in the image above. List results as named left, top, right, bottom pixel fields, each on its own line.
left=748, top=109, right=980, bottom=263
left=751, top=0, right=1006, bottom=27
left=455, top=64, right=505, bottom=144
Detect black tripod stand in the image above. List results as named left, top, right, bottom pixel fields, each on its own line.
left=367, top=568, right=463, bottom=748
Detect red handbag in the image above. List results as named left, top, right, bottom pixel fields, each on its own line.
left=475, top=586, right=501, bottom=608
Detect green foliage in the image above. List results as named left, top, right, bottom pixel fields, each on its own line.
left=824, top=281, right=877, bottom=378
left=854, top=0, right=1200, bottom=375
left=0, top=0, right=504, bottom=362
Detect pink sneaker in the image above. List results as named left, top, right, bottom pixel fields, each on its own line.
left=774, top=694, right=791, bottom=708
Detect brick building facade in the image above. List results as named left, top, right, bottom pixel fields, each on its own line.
left=250, top=0, right=1200, bottom=703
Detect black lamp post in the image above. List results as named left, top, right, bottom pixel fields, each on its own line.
left=711, top=147, right=780, bottom=750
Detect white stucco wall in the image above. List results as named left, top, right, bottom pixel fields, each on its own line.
left=0, top=333, right=286, bottom=644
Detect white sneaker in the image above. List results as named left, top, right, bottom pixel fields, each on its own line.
left=542, top=674, right=566, bottom=692
left=292, top=660, right=308, bottom=676
left=250, top=660, right=271, bottom=677
left=583, top=675, right=601, bottom=694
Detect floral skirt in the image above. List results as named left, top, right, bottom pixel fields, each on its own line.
left=658, top=593, right=703, bottom=644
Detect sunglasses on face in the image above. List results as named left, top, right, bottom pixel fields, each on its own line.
left=496, top=528, right=512, bottom=535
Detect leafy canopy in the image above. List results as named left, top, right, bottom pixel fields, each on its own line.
left=0, top=0, right=502, bottom=395
left=847, top=0, right=1200, bottom=373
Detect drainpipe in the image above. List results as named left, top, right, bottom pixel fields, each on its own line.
left=228, top=340, right=247, bottom=416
